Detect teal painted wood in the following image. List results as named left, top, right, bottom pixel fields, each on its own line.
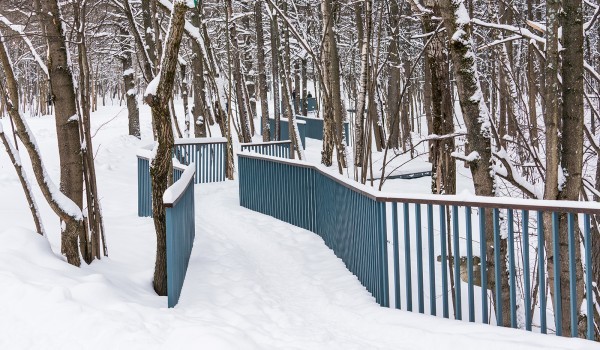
left=440, top=205, right=449, bottom=318
left=137, top=156, right=152, bottom=217
left=415, top=204, right=424, bottom=313
left=267, top=118, right=306, bottom=149
left=238, top=153, right=388, bottom=307
left=493, top=208, right=502, bottom=326
left=465, top=206, right=474, bottom=322
left=240, top=141, right=291, bottom=159
left=173, top=140, right=226, bottom=184
left=237, top=152, right=600, bottom=341
left=584, top=214, right=593, bottom=340
left=427, top=204, right=436, bottom=316
left=295, top=115, right=350, bottom=146
left=137, top=154, right=186, bottom=219
left=393, top=202, right=401, bottom=309
left=538, top=211, right=547, bottom=333
left=299, top=97, right=317, bottom=112
left=479, top=207, right=488, bottom=324
left=165, top=165, right=196, bottom=308
left=567, top=213, right=577, bottom=337
left=452, top=205, right=461, bottom=320
left=522, top=210, right=531, bottom=331
left=507, top=209, right=517, bottom=328
left=552, top=212, right=562, bottom=336
left=403, top=203, right=412, bottom=312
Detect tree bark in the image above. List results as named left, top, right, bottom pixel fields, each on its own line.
left=438, top=0, right=509, bottom=325
left=118, top=22, right=140, bottom=138
left=145, top=1, right=188, bottom=296
left=38, top=0, right=86, bottom=266
left=255, top=0, right=270, bottom=141
left=0, top=35, right=84, bottom=265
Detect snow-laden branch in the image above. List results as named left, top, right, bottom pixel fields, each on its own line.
left=0, top=15, right=48, bottom=77
left=493, top=149, right=541, bottom=199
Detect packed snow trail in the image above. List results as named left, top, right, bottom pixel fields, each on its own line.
left=0, top=105, right=596, bottom=349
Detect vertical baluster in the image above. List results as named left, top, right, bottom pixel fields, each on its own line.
left=507, top=209, right=516, bottom=328
left=393, top=202, right=401, bottom=309
left=479, top=207, right=488, bottom=323
left=403, top=203, right=412, bottom=311
left=415, top=204, right=424, bottom=313
left=379, top=201, right=389, bottom=307
left=584, top=214, right=593, bottom=340
left=427, top=204, right=436, bottom=316
left=440, top=205, right=449, bottom=318
left=552, top=212, right=562, bottom=336
left=567, top=213, right=577, bottom=337
left=538, top=211, right=547, bottom=333
left=493, top=208, right=502, bottom=326
left=465, top=206, right=474, bottom=322
left=522, top=210, right=531, bottom=331
left=452, top=205, right=461, bottom=320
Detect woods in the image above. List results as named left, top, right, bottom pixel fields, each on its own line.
left=1, top=0, right=600, bottom=342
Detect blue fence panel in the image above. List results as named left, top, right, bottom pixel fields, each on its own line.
left=240, top=141, right=291, bottom=159
left=294, top=115, right=350, bottom=146
left=268, top=118, right=306, bottom=149
left=173, top=138, right=227, bottom=183
left=281, top=97, right=318, bottom=113
left=238, top=152, right=600, bottom=341
left=314, top=172, right=389, bottom=307
left=238, top=153, right=388, bottom=307
left=138, top=156, right=152, bottom=217
left=164, top=164, right=196, bottom=308
left=137, top=155, right=188, bottom=218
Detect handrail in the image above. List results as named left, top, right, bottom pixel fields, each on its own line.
left=163, top=162, right=195, bottom=208
left=238, top=152, right=600, bottom=214
left=240, top=140, right=292, bottom=146
left=174, top=137, right=227, bottom=145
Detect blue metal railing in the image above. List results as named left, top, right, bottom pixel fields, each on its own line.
left=268, top=118, right=306, bottom=149
left=173, top=138, right=227, bottom=183
left=138, top=138, right=227, bottom=217
left=281, top=97, right=317, bottom=113
left=238, top=152, right=599, bottom=340
left=240, top=140, right=291, bottom=158
left=137, top=151, right=187, bottom=217
left=238, top=153, right=388, bottom=306
left=164, top=163, right=196, bottom=308
left=295, top=115, right=350, bottom=146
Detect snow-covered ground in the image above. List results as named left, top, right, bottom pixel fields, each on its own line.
left=0, top=103, right=596, bottom=349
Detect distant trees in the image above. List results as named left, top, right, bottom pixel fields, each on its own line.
left=1, top=0, right=600, bottom=338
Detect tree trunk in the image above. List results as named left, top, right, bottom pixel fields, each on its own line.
left=255, top=0, right=270, bottom=141
left=145, top=1, right=188, bottom=296
left=557, top=0, right=586, bottom=337
left=0, top=36, right=84, bottom=265
left=38, top=0, right=85, bottom=266
left=438, top=0, right=510, bottom=325
left=119, top=23, right=140, bottom=138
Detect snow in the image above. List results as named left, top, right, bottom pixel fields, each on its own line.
left=0, top=103, right=597, bottom=349
left=123, top=68, right=135, bottom=76
left=174, top=137, right=227, bottom=145
left=163, top=162, right=195, bottom=204
left=145, top=75, right=161, bottom=97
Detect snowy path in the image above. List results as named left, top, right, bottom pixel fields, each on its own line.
left=0, top=106, right=596, bottom=349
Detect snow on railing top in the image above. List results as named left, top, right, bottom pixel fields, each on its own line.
left=238, top=152, right=600, bottom=214
left=268, top=117, right=306, bottom=125
left=296, top=114, right=348, bottom=123
left=163, top=162, right=195, bottom=208
left=240, top=140, right=291, bottom=146
left=174, top=137, right=227, bottom=145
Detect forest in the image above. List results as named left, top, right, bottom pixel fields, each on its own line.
left=1, top=0, right=600, bottom=346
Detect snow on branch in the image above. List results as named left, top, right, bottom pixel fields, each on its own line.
left=0, top=15, right=48, bottom=77
left=493, top=149, right=540, bottom=199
